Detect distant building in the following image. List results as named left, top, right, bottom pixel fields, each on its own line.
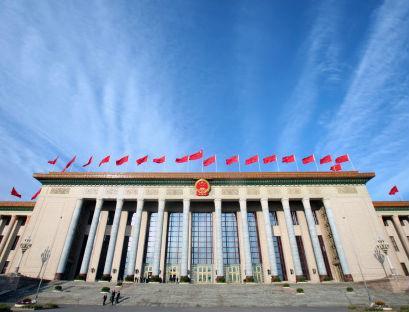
left=0, top=171, right=408, bottom=283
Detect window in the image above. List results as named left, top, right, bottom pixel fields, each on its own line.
left=126, top=211, right=134, bottom=226
left=272, top=236, right=287, bottom=281
left=11, top=235, right=20, bottom=250
left=291, top=210, right=299, bottom=225
left=401, top=263, right=409, bottom=276
left=4, top=216, right=11, bottom=226
left=0, top=235, right=3, bottom=245
left=390, top=236, right=399, bottom=252
left=312, top=210, right=319, bottom=225
left=166, top=213, right=183, bottom=264
left=87, top=210, right=94, bottom=225
left=192, top=213, right=213, bottom=265
left=269, top=211, right=278, bottom=226
left=19, top=217, right=27, bottom=226
left=222, top=213, right=240, bottom=265
left=143, top=213, right=158, bottom=265
left=383, top=217, right=389, bottom=226
left=247, top=212, right=261, bottom=265
left=296, top=236, right=309, bottom=280
left=1, top=261, right=9, bottom=274
left=107, top=210, right=115, bottom=225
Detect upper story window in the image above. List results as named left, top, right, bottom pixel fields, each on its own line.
left=312, top=210, right=319, bottom=225
left=291, top=210, right=299, bottom=225
left=126, top=211, right=134, bottom=226
left=10, top=235, right=20, bottom=250
left=383, top=217, right=391, bottom=226
left=269, top=211, right=279, bottom=226
left=390, top=236, right=399, bottom=252
left=107, top=210, right=115, bottom=225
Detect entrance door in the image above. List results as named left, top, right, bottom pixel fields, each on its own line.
left=253, top=264, right=263, bottom=283
left=143, top=265, right=153, bottom=280
left=195, top=265, right=213, bottom=283
left=166, top=264, right=180, bottom=282
left=225, top=265, right=241, bottom=283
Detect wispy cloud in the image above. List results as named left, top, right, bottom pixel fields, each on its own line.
left=319, top=0, right=409, bottom=199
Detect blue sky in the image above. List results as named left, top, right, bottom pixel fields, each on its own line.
left=0, top=0, right=408, bottom=200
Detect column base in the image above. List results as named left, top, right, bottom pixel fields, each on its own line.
left=271, top=275, right=281, bottom=282
left=101, top=274, right=111, bottom=281
left=343, top=274, right=353, bottom=282
left=54, top=273, right=63, bottom=281
left=215, top=276, right=226, bottom=283
left=76, top=274, right=87, bottom=281
left=319, top=275, right=331, bottom=282
left=180, top=276, right=191, bottom=283
left=295, top=275, right=306, bottom=282
left=243, top=276, right=254, bottom=283
left=124, top=275, right=135, bottom=282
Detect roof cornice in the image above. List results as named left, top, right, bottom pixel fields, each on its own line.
left=33, top=171, right=375, bottom=186
left=0, top=201, right=35, bottom=211
left=373, top=201, right=409, bottom=211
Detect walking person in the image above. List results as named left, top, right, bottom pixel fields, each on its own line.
left=116, top=291, right=120, bottom=304
left=110, top=290, right=116, bottom=305
left=102, top=293, right=107, bottom=306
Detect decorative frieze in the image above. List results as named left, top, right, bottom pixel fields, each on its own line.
left=144, top=188, right=159, bottom=196
left=308, top=187, right=322, bottom=195
left=267, top=188, right=282, bottom=196
left=125, top=188, right=138, bottom=195
left=246, top=188, right=260, bottom=196
left=222, top=188, right=239, bottom=196
left=50, top=187, right=70, bottom=194
left=287, top=187, right=302, bottom=195
left=105, top=188, right=118, bottom=195
left=166, top=188, right=183, bottom=196
left=336, top=186, right=357, bottom=194
left=83, top=188, right=98, bottom=195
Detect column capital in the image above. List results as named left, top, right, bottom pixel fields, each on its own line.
left=183, top=198, right=190, bottom=204
left=281, top=197, right=289, bottom=203
left=260, top=197, right=268, bottom=204
left=137, top=198, right=144, bottom=204
left=302, top=198, right=311, bottom=206
left=239, top=198, right=247, bottom=204
left=214, top=198, right=222, bottom=203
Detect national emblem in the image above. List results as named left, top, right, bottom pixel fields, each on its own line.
left=195, top=179, right=211, bottom=196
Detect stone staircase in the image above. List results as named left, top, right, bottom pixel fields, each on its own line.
left=5, top=281, right=406, bottom=308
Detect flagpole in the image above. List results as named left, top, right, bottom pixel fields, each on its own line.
left=257, top=158, right=261, bottom=172
left=276, top=158, right=280, bottom=172
left=238, top=155, right=241, bottom=172
left=294, top=155, right=299, bottom=172
left=215, top=155, right=218, bottom=173
left=187, top=159, right=189, bottom=173
left=313, top=155, right=318, bottom=172
left=347, top=154, right=356, bottom=171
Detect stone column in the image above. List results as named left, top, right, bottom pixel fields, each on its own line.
left=180, top=199, right=190, bottom=278
left=102, top=198, right=124, bottom=279
left=322, top=198, right=352, bottom=281
left=55, top=199, right=83, bottom=280
left=239, top=199, right=253, bottom=279
left=79, top=198, right=103, bottom=279
left=281, top=198, right=303, bottom=280
left=0, top=216, right=16, bottom=257
left=214, top=198, right=224, bottom=279
left=392, top=215, right=409, bottom=259
left=260, top=198, right=278, bottom=280
left=302, top=198, right=328, bottom=281
left=125, top=199, right=144, bottom=280
left=152, top=199, right=165, bottom=277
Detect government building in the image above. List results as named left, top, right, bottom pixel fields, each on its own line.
left=0, top=171, right=408, bottom=284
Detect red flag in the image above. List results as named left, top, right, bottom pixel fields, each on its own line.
left=116, top=155, right=129, bottom=166
left=226, top=155, right=239, bottom=165
left=335, top=154, right=349, bottom=163
left=82, top=156, right=93, bottom=167
left=153, top=156, right=166, bottom=164
left=263, top=155, right=277, bottom=164
left=282, top=155, right=295, bottom=163
left=389, top=185, right=399, bottom=195
left=245, top=155, right=259, bottom=165
left=11, top=187, right=21, bottom=198
left=203, top=155, right=216, bottom=167
left=330, top=164, right=342, bottom=171
left=320, top=155, right=332, bottom=164
left=99, top=155, right=110, bottom=167
left=302, top=155, right=315, bottom=165
left=31, top=189, right=41, bottom=200
left=189, top=150, right=203, bottom=160
left=62, top=156, right=76, bottom=172
left=48, top=156, right=58, bottom=165
left=136, top=155, right=148, bottom=165
left=175, top=155, right=188, bottom=163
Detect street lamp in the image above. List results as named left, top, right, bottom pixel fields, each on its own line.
left=15, top=238, right=32, bottom=274
left=376, top=238, right=396, bottom=276
left=34, top=247, right=51, bottom=302
left=373, top=246, right=387, bottom=277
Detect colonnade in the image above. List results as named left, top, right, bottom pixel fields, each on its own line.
left=55, top=196, right=352, bottom=282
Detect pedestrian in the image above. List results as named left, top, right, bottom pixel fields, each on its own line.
left=116, top=291, right=120, bottom=304
left=110, top=290, right=116, bottom=305
left=102, top=293, right=107, bottom=306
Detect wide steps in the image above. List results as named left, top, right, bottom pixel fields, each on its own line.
left=28, top=281, right=409, bottom=307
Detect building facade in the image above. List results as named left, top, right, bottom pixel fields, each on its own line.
left=0, top=171, right=408, bottom=284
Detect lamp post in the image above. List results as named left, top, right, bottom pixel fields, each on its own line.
left=34, top=247, right=51, bottom=302
left=15, top=238, right=32, bottom=275
left=376, top=238, right=396, bottom=276
left=373, top=246, right=387, bottom=277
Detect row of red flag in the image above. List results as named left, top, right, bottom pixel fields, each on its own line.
left=49, top=152, right=352, bottom=172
